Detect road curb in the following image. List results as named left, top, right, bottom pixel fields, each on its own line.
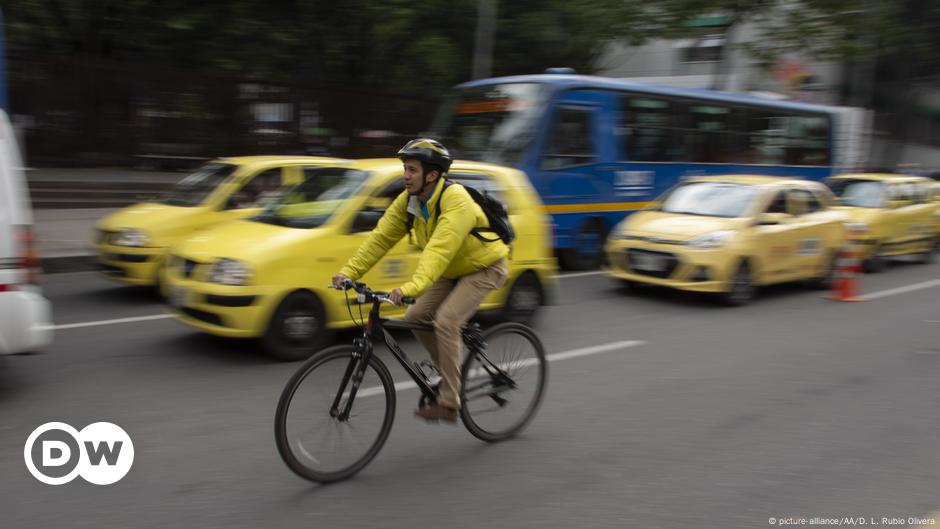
left=41, top=254, right=99, bottom=274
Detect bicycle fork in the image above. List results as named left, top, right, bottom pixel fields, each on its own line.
left=329, top=338, right=372, bottom=422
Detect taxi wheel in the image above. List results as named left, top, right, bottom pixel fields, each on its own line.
left=721, top=262, right=754, bottom=306
left=863, top=244, right=886, bottom=273
left=500, top=272, right=543, bottom=324
left=263, top=291, right=330, bottom=362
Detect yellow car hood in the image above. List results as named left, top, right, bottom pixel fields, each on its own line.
left=98, top=202, right=207, bottom=237
left=173, top=218, right=321, bottom=264
left=625, top=211, right=746, bottom=240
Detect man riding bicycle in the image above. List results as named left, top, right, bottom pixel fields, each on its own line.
left=332, top=138, right=509, bottom=423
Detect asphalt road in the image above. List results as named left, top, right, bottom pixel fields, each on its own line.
left=2, top=260, right=940, bottom=529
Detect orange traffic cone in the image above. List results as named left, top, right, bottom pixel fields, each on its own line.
left=827, top=228, right=865, bottom=302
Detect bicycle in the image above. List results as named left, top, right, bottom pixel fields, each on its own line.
left=274, top=279, right=547, bottom=483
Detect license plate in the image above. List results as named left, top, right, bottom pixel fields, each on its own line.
left=631, top=252, right=666, bottom=272
left=170, top=287, right=189, bottom=309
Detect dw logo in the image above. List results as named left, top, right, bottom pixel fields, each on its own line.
left=24, top=422, right=134, bottom=485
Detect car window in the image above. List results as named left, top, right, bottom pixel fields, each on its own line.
left=230, top=168, right=283, bottom=209
left=828, top=179, right=885, bottom=208
left=659, top=181, right=760, bottom=218
left=789, top=188, right=823, bottom=215
left=447, top=173, right=510, bottom=213
left=253, top=167, right=370, bottom=229
left=765, top=191, right=789, bottom=214
left=160, top=163, right=237, bottom=207
left=376, top=179, right=405, bottom=200
left=541, top=106, right=597, bottom=170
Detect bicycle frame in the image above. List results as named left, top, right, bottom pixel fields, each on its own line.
left=329, top=284, right=510, bottom=421
left=330, top=289, right=440, bottom=421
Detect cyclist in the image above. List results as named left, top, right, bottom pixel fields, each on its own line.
left=332, top=138, right=509, bottom=423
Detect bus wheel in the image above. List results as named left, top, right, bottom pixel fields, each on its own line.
left=560, top=220, right=607, bottom=271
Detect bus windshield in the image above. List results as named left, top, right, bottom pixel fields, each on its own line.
left=432, top=82, right=546, bottom=166
left=659, top=182, right=761, bottom=218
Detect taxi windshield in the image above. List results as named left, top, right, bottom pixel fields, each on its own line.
left=431, top=82, right=546, bottom=166
left=659, top=182, right=761, bottom=218
left=253, top=167, right=369, bottom=229
left=827, top=179, right=886, bottom=208
left=160, top=163, right=237, bottom=206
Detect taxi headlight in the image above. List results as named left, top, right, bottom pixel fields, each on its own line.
left=688, top=230, right=736, bottom=249
left=113, top=228, right=150, bottom=247
left=209, top=258, right=253, bottom=286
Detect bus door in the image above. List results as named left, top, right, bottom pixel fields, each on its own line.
left=537, top=90, right=616, bottom=267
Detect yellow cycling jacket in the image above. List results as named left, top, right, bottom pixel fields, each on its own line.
left=339, top=177, right=509, bottom=296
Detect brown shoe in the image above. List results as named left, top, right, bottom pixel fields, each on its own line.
left=414, top=403, right=458, bottom=423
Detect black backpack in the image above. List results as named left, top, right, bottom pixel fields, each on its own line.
left=405, top=181, right=515, bottom=245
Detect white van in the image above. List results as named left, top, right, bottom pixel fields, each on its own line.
left=0, top=109, right=52, bottom=353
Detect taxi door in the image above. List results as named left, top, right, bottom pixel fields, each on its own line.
left=907, top=182, right=937, bottom=249
left=882, top=183, right=914, bottom=251
left=785, top=187, right=830, bottom=278
left=753, top=189, right=797, bottom=281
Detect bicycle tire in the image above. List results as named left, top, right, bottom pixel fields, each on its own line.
left=460, top=322, right=547, bottom=442
left=275, top=345, right=396, bottom=483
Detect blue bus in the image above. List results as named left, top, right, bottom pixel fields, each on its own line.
left=431, top=72, right=844, bottom=269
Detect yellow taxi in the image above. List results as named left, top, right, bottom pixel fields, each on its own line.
left=93, top=155, right=345, bottom=288
left=605, top=175, right=847, bottom=305
left=163, top=159, right=557, bottom=360
left=825, top=173, right=938, bottom=272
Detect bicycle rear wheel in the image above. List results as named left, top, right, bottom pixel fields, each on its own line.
left=460, top=322, right=547, bottom=442
left=275, top=345, right=396, bottom=483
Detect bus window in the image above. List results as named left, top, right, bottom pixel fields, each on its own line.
left=541, top=106, right=597, bottom=170
left=620, top=97, right=682, bottom=162
left=785, top=115, right=830, bottom=166
left=746, top=110, right=787, bottom=165
left=684, top=103, right=736, bottom=163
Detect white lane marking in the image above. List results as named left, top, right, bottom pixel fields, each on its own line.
left=43, top=313, right=174, bottom=331
left=554, top=271, right=606, bottom=279
left=861, top=278, right=940, bottom=301
left=357, top=339, right=646, bottom=398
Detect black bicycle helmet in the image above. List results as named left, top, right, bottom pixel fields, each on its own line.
left=397, top=138, right=453, bottom=174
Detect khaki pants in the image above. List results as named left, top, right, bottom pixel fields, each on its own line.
left=404, top=258, right=509, bottom=409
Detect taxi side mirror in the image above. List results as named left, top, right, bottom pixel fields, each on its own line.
left=757, top=212, right=789, bottom=226
left=351, top=210, right=383, bottom=233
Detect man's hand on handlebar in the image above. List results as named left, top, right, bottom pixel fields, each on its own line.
left=389, top=288, right=405, bottom=306
left=332, top=273, right=352, bottom=289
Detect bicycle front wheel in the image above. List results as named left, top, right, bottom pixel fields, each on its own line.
left=275, top=345, right=396, bottom=483
left=460, top=322, right=547, bottom=442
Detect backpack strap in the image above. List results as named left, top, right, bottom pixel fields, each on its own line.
left=433, top=181, right=451, bottom=221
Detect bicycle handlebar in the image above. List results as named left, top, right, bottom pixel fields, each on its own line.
left=328, top=280, right=416, bottom=305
